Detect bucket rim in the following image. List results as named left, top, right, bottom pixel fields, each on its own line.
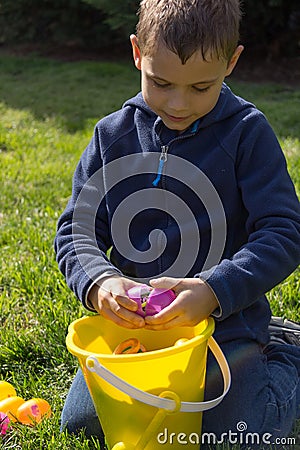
left=66, top=315, right=215, bottom=361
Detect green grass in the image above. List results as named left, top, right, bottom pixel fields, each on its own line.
left=0, top=54, right=299, bottom=449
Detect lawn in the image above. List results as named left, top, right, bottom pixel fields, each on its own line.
left=0, top=53, right=299, bottom=449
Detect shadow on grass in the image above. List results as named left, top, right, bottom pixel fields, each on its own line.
left=0, top=53, right=299, bottom=138
left=0, top=54, right=140, bottom=133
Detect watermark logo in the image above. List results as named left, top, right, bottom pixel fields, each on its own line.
left=236, top=421, right=248, bottom=432
left=72, top=152, right=227, bottom=285
left=157, top=421, right=297, bottom=446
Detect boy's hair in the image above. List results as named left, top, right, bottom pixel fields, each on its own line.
left=136, top=0, right=241, bottom=63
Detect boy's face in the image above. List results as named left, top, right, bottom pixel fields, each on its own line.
left=131, top=35, right=243, bottom=132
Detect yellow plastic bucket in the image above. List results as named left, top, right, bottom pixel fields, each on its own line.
left=66, top=315, right=230, bottom=450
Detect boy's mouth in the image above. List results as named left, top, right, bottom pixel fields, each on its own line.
left=165, top=113, right=191, bottom=123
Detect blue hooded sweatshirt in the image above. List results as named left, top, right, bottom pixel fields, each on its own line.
left=54, top=83, right=300, bottom=344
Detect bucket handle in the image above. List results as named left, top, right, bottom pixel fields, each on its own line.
left=86, top=336, right=230, bottom=413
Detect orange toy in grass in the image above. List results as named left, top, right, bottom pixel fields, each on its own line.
left=16, top=398, right=52, bottom=425
left=0, top=396, right=25, bottom=422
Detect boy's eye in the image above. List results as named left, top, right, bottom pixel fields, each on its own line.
left=152, top=79, right=170, bottom=88
left=151, top=78, right=210, bottom=93
left=193, top=86, right=210, bottom=93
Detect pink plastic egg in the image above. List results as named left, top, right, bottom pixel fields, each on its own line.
left=127, top=285, right=176, bottom=316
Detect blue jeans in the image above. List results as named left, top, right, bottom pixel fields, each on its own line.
left=61, top=339, right=300, bottom=449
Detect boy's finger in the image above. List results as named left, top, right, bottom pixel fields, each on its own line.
left=144, top=303, right=178, bottom=325
left=149, top=277, right=182, bottom=291
left=110, top=300, right=145, bottom=327
left=145, top=315, right=184, bottom=330
left=113, top=293, right=139, bottom=312
left=104, top=309, right=144, bottom=329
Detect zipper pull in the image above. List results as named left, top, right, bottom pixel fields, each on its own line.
left=153, top=146, right=168, bottom=187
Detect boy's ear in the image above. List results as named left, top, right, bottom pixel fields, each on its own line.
left=225, top=45, right=244, bottom=76
left=130, top=34, right=142, bottom=70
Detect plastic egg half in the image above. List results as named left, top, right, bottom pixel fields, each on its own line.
left=0, top=396, right=25, bottom=422
left=0, top=381, right=17, bottom=402
left=112, top=443, right=135, bottom=450
left=16, top=398, right=51, bottom=425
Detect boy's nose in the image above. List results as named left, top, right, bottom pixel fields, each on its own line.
left=167, top=91, right=189, bottom=113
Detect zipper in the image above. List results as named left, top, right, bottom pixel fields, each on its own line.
left=152, top=145, right=168, bottom=187
left=152, top=120, right=200, bottom=187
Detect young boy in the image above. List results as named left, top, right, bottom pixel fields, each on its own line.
left=55, top=0, right=300, bottom=448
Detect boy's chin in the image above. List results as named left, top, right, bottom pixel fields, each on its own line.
left=163, top=121, right=190, bottom=133
left=160, top=113, right=197, bottom=133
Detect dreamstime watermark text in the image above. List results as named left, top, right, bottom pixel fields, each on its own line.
left=157, top=421, right=297, bottom=446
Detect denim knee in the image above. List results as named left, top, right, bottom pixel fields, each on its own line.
left=202, top=339, right=300, bottom=450
left=60, top=369, right=104, bottom=440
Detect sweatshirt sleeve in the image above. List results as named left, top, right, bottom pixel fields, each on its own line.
left=199, top=113, right=300, bottom=320
left=54, top=125, right=122, bottom=305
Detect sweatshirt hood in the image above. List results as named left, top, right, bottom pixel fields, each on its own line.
left=123, top=82, right=255, bottom=130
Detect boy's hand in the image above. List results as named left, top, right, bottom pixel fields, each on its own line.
left=144, top=277, right=219, bottom=330
left=88, top=276, right=145, bottom=329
